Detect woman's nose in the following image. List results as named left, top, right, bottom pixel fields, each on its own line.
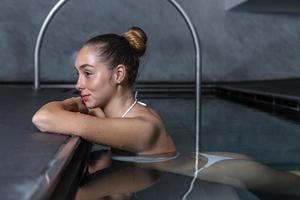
left=75, top=78, right=84, bottom=91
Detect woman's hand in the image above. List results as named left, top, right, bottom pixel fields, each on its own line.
left=87, top=107, right=106, bottom=118
left=63, top=97, right=106, bottom=118
left=61, top=97, right=89, bottom=114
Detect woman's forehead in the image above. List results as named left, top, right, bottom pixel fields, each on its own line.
left=75, top=47, right=99, bottom=69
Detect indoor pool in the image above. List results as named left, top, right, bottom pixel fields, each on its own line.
left=76, top=96, right=300, bottom=200
left=1, top=87, right=299, bottom=200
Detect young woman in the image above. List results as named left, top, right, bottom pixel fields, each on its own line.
left=32, top=27, right=176, bottom=156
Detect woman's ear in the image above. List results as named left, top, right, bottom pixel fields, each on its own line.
left=114, top=64, right=126, bottom=84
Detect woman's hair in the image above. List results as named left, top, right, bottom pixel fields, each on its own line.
left=84, top=26, right=147, bottom=87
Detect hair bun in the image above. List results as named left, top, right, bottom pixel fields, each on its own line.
left=122, top=26, right=147, bottom=57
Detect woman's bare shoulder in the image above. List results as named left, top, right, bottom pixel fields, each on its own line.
left=128, top=104, right=176, bottom=154
left=132, top=104, right=164, bottom=126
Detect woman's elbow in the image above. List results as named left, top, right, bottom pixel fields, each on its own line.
left=32, top=109, right=52, bottom=132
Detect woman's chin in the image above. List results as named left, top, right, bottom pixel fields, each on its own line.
left=86, top=105, right=95, bottom=109
left=84, top=102, right=93, bottom=109
left=86, top=102, right=100, bottom=109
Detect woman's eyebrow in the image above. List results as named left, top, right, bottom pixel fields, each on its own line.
left=75, top=64, right=94, bottom=71
left=80, top=64, right=94, bottom=70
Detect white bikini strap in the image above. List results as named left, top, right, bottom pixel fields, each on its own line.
left=138, top=101, right=147, bottom=106
left=121, top=99, right=137, bottom=118
left=121, top=91, right=146, bottom=118
left=135, top=91, right=147, bottom=106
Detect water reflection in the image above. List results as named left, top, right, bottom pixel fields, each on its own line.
left=75, top=150, right=300, bottom=199
left=75, top=150, right=162, bottom=200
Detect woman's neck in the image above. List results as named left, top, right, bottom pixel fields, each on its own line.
left=103, top=87, right=135, bottom=118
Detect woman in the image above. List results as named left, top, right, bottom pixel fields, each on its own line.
left=32, top=26, right=176, bottom=155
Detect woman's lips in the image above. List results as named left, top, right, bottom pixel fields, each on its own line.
left=81, top=95, right=89, bottom=102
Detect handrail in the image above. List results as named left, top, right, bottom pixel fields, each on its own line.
left=34, top=0, right=68, bottom=90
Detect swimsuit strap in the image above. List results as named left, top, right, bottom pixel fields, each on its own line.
left=196, top=153, right=234, bottom=174
left=135, top=91, right=147, bottom=106
left=121, top=99, right=137, bottom=118
left=121, top=91, right=146, bottom=118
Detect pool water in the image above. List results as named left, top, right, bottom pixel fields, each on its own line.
left=74, top=97, right=300, bottom=200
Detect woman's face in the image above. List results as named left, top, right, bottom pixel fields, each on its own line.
left=75, top=46, right=116, bottom=109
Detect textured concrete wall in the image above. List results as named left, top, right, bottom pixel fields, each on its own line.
left=232, top=0, right=300, bottom=13
left=1, top=0, right=300, bottom=83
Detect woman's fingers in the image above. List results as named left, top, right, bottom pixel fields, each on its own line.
left=88, top=107, right=106, bottom=118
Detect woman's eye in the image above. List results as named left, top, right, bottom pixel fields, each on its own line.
left=84, top=71, right=92, bottom=77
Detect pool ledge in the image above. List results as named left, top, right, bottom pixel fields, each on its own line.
left=29, top=136, right=90, bottom=200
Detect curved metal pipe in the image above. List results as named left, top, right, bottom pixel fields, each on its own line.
left=34, top=0, right=68, bottom=90
left=166, top=1, right=202, bottom=199
left=167, top=0, right=201, bottom=156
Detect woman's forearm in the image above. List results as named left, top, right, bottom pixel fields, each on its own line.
left=32, top=97, right=87, bottom=132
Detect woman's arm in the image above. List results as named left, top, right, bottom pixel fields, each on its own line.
left=32, top=97, right=87, bottom=131
left=32, top=98, right=159, bottom=153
